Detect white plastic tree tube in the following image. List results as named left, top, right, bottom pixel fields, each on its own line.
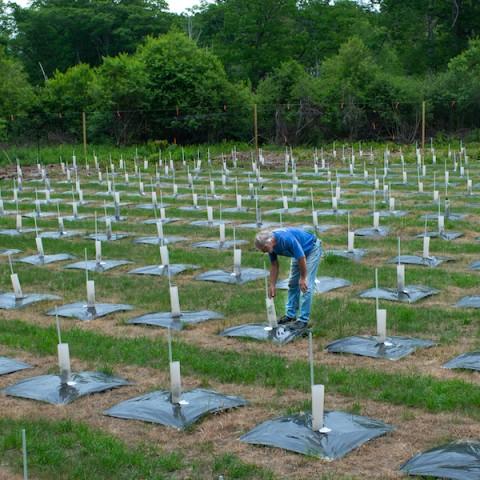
left=58, top=343, right=71, bottom=384
left=282, top=196, right=288, bottom=211
left=192, top=192, right=198, bottom=207
left=266, top=297, right=277, bottom=328
left=58, top=216, right=64, bottom=233
left=151, top=191, right=157, bottom=205
left=397, top=264, right=405, bottom=292
left=95, top=240, right=102, bottom=264
left=347, top=231, right=355, bottom=252
left=236, top=194, right=242, bottom=209
left=438, top=215, right=445, bottom=233
left=402, top=171, right=407, bottom=184
left=389, top=197, right=395, bottom=211
left=376, top=308, right=387, bottom=343
left=114, top=191, right=120, bottom=205
left=331, top=197, right=338, bottom=211
left=373, top=211, right=380, bottom=229
left=207, top=206, right=214, bottom=223
left=311, top=384, right=326, bottom=432
left=418, top=181, right=424, bottom=192
left=35, top=237, right=44, bottom=257
left=312, top=210, right=318, bottom=228
left=423, top=236, right=430, bottom=258
left=170, top=361, right=182, bottom=404
left=160, top=245, right=170, bottom=266
left=335, top=185, right=341, bottom=200
left=219, top=223, right=226, bottom=244
left=16, top=213, right=22, bottom=231
left=233, top=248, right=242, bottom=276
left=169, top=285, right=181, bottom=317
left=11, top=273, right=23, bottom=299
left=156, top=220, right=164, bottom=239
left=72, top=202, right=78, bottom=217
left=433, top=190, right=439, bottom=202
left=105, top=217, right=112, bottom=239
left=86, top=280, right=95, bottom=307
left=292, top=183, right=298, bottom=199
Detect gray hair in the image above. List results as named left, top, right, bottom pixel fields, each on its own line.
left=255, top=229, right=274, bottom=250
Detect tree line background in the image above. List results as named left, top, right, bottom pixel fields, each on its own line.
left=0, top=0, right=479, bottom=146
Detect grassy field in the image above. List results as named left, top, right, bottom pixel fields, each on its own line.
left=0, top=142, right=479, bottom=479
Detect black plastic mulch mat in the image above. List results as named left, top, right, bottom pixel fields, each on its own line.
left=128, top=264, right=198, bottom=276
left=240, top=411, right=394, bottom=460
left=302, top=224, right=336, bottom=233
left=314, top=209, right=348, bottom=217
left=63, top=214, right=91, bottom=222
left=195, top=268, right=268, bottom=285
left=325, top=335, right=435, bottom=361
left=264, top=208, right=305, bottom=215
left=377, top=210, right=408, bottom=218
left=191, top=239, right=249, bottom=249
left=19, top=253, right=75, bottom=266
left=0, top=292, right=61, bottom=310
left=354, top=227, right=390, bottom=237
left=237, top=221, right=279, bottom=229
left=137, top=203, right=170, bottom=210
left=86, top=233, right=128, bottom=242
left=47, top=302, right=133, bottom=321
left=104, top=388, right=247, bottom=430
left=326, top=249, right=367, bottom=261
left=219, top=323, right=309, bottom=344
left=387, top=254, right=453, bottom=267
left=189, top=220, right=232, bottom=228
left=4, top=372, right=130, bottom=405
left=400, top=441, right=480, bottom=480
left=416, top=231, right=463, bottom=240
left=0, top=356, right=31, bottom=375
left=443, top=352, right=480, bottom=371
left=22, top=211, right=56, bottom=219
left=65, top=259, right=132, bottom=272
left=421, top=212, right=467, bottom=221
left=178, top=205, right=207, bottom=212
left=456, top=296, right=480, bottom=308
left=98, top=215, right=127, bottom=223
left=0, top=228, right=37, bottom=236
left=127, top=310, right=223, bottom=330
left=133, top=236, right=187, bottom=245
left=273, top=196, right=309, bottom=203
left=222, top=207, right=249, bottom=213
left=39, top=230, right=82, bottom=239
left=142, top=218, right=179, bottom=225
left=276, top=277, right=352, bottom=294
left=359, top=286, right=439, bottom=303
left=0, top=248, right=21, bottom=256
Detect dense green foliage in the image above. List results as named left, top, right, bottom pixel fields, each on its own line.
left=1, top=0, right=480, bottom=144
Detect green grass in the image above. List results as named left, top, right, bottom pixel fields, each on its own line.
left=0, top=417, right=274, bottom=480
left=1, top=319, right=480, bottom=419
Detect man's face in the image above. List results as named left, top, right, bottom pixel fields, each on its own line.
left=259, top=239, right=274, bottom=254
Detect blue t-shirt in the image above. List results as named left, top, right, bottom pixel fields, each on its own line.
left=269, top=228, right=316, bottom=263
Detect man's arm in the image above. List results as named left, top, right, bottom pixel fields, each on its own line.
left=269, top=258, right=279, bottom=298
left=298, top=256, right=308, bottom=293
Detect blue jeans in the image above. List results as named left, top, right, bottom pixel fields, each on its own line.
left=286, top=239, right=322, bottom=323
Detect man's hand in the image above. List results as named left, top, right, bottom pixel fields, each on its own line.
left=299, top=277, right=308, bottom=293
left=269, top=284, right=276, bottom=298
